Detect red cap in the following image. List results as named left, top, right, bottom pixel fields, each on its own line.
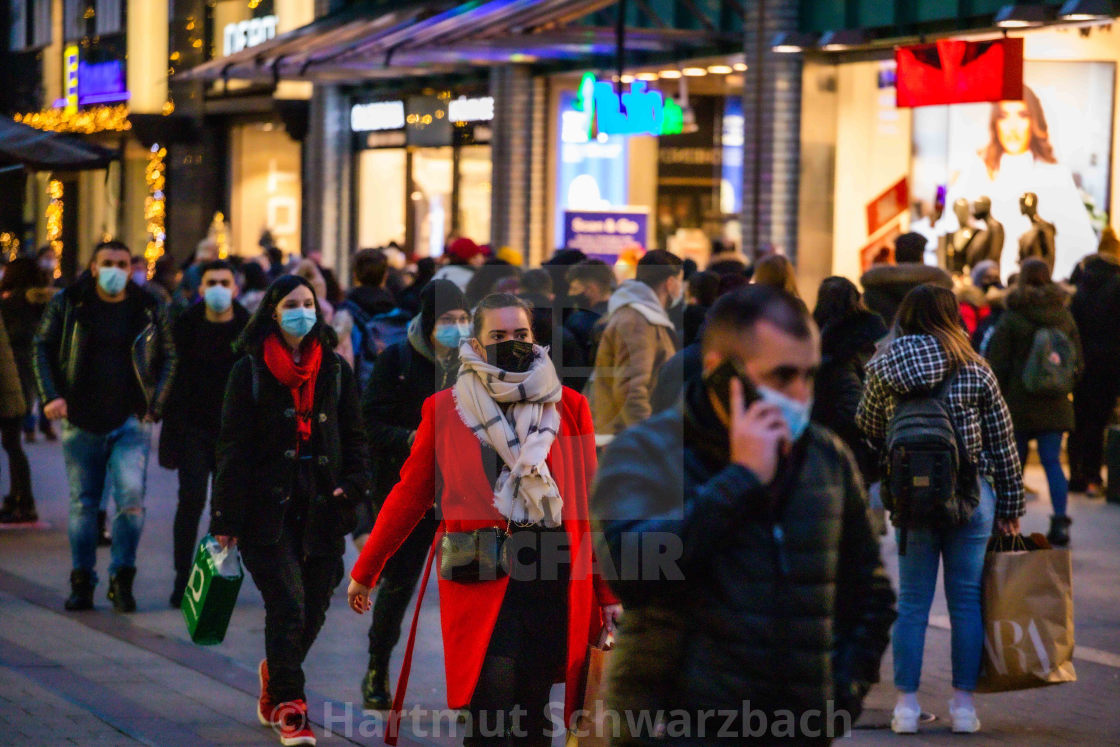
left=446, top=237, right=483, bottom=262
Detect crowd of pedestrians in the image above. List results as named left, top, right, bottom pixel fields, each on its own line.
left=4, top=222, right=1118, bottom=745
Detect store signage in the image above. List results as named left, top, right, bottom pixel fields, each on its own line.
left=64, top=45, right=79, bottom=114
left=563, top=208, right=649, bottom=262
left=223, top=15, right=279, bottom=57
left=866, top=177, right=909, bottom=236
left=896, top=38, right=1023, bottom=108
left=77, top=59, right=128, bottom=105
left=351, top=101, right=406, bottom=132
left=571, top=73, right=684, bottom=138
left=448, top=96, right=494, bottom=123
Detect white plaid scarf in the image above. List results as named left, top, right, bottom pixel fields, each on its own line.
left=454, top=341, right=564, bottom=527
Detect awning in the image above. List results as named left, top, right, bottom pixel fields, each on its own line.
left=0, top=117, right=118, bottom=171
left=179, top=0, right=741, bottom=84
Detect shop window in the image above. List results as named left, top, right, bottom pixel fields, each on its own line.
left=356, top=149, right=407, bottom=250
left=62, top=0, right=88, bottom=41
left=411, top=147, right=454, bottom=257
left=94, top=0, right=123, bottom=36
left=456, top=145, right=491, bottom=247
left=230, top=123, right=302, bottom=259
left=31, top=0, right=51, bottom=47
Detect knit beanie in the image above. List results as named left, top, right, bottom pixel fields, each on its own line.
left=420, top=279, right=468, bottom=342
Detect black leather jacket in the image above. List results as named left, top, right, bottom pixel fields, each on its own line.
left=32, top=276, right=177, bottom=420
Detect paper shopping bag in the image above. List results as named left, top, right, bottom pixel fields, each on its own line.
left=976, top=539, right=1076, bottom=692
left=181, top=534, right=243, bottom=645
left=567, top=645, right=613, bottom=747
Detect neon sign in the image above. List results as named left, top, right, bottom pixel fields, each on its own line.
left=571, top=72, right=684, bottom=138
left=223, top=15, right=279, bottom=57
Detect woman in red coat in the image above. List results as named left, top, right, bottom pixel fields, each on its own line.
left=348, top=293, right=621, bottom=745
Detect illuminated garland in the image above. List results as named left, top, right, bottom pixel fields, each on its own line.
left=46, top=180, right=63, bottom=277
left=210, top=212, right=230, bottom=259
left=14, top=104, right=132, bottom=134
left=144, top=145, right=167, bottom=274
left=0, top=232, right=19, bottom=261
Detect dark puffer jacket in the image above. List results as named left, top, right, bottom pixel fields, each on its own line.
left=1071, top=254, right=1120, bottom=368
left=986, top=284, right=1082, bottom=434
left=362, top=317, right=458, bottom=504
left=211, top=347, right=372, bottom=555
left=860, top=264, right=953, bottom=326
left=812, top=309, right=887, bottom=485
left=591, top=380, right=896, bottom=744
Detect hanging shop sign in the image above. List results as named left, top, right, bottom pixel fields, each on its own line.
left=896, top=38, right=1023, bottom=108
left=563, top=208, right=650, bottom=262
left=351, top=101, right=406, bottom=132
left=223, top=15, right=279, bottom=57
left=448, top=96, right=494, bottom=123
left=571, top=73, right=684, bottom=138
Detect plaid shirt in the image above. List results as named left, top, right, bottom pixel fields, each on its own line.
left=856, top=334, right=1025, bottom=519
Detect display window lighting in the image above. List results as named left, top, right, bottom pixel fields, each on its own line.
left=1058, top=0, right=1114, bottom=20
left=994, top=3, right=1054, bottom=27
left=659, top=70, right=682, bottom=79
left=635, top=72, right=659, bottom=81
left=771, top=31, right=819, bottom=53
left=707, top=64, right=734, bottom=74
left=682, top=67, right=707, bottom=77
left=819, top=29, right=871, bottom=51
left=732, top=62, right=748, bottom=72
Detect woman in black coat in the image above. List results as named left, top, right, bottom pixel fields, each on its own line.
left=0, top=257, right=55, bottom=442
left=211, top=275, right=371, bottom=745
left=985, top=259, right=1082, bottom=545
left=811, top=277, right=887, bottom=486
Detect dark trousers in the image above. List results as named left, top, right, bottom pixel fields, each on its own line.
left=241, top=525, right=344, bottom=703
left=0, top=416, right=32, bottom=501
left=1069, top=369, right=1117, bottom=487
left=464, top=548, right=569, bottom=747
left=367, top=511, right=439, bottom=669
left=172, top=431, right=216, bottom=581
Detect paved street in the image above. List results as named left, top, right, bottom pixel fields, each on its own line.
left=1, top=431, right=1118, bottom=746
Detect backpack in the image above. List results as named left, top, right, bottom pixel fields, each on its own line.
left=1021, top=326, right=1077, bottom=395
left=342, top=302, right=411, bottom=390
left=882, top=372, right=979, bottom=554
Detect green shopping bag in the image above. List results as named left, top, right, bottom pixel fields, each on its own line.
left=181, top=534, right=243, bottom=645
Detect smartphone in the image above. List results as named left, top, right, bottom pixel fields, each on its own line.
left=704, top=360, right=759, bottom=415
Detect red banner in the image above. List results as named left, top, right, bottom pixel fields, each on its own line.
left=866, top=177, right=909, bottom=237
left=896, top=37, right=1023, bottom=108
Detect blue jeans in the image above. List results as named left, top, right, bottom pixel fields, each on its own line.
left=1016, top=431, right=1068, bottom=517
left=62, top=417, right=151, bottom=580
left=893, top=478, right=996, bottom=693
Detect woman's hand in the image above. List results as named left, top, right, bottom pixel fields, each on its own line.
left=214, top=535, right=237, bottom=550
left=599, top=604, right=623, bottom=648
left=997, top=517, right=1020, bottom=536
left=348, top=578, right=372, bottom=614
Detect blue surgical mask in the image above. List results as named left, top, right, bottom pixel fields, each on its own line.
left=97, top=266, right=128, bottom=296
left=279, top=308, right=317, bottom=339
left=433, top=322, right=471, bottom=349
left=203, top=285, right=233, bottom=314
left=758, top=385, right=813, bottom=442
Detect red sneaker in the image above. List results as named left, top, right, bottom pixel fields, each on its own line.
left=274, top=700, right=316, bottom=746
left=257, top=659, right=278, bottom=726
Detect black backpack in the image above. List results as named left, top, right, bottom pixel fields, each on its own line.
left=882, top=372, right=979, bottom=554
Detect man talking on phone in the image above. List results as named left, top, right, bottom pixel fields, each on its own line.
left=591, top=285, right=896, bottom=744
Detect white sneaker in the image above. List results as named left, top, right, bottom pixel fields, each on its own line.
left=891, top=704, right=920, bottom=734
left=949, top=701, right=981, bottom=733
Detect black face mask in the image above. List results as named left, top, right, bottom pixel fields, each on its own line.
left=485, top=339, right=536, bottom=373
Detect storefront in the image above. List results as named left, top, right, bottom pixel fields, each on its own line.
left=198, top=0, right=312, bottom=259
left=350, top=93, right=494, bottom=257
left=546, top=58, right=747, bottom=266
left=803, top=21, right=1120, bottom=285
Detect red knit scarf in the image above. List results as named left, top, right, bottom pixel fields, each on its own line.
left=263, top=334, right=323, bottom=443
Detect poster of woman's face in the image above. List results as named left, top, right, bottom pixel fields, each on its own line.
left=911, top=61, right=1115, bottom=281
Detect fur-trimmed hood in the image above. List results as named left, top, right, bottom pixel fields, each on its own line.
left=1006, top=283, right=1070, bottom=326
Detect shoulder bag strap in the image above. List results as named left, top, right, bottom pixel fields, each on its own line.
left=386, top=534, right=439, bottom=746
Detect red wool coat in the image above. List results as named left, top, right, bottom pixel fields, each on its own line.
left=350, top=386, right=618, bottom=723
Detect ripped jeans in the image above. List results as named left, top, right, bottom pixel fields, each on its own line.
left=62, top=417, right=151, bottom=581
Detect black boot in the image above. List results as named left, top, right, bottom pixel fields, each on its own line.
left=107, top=567, right=137, bottom=613
left=169, top=572, right=187, bottom=608
left=361, top=662, right=392, bottom=710
left=64, top=570, right=95, bottom=611
left=97, top=510, right=111, bottom=546
left=1047, top=515, right=1072, bottom=547
left=0, top=494, right=38, bottom=524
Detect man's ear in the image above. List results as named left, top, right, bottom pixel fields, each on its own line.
left=701, top=349, right=722, bottom=377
